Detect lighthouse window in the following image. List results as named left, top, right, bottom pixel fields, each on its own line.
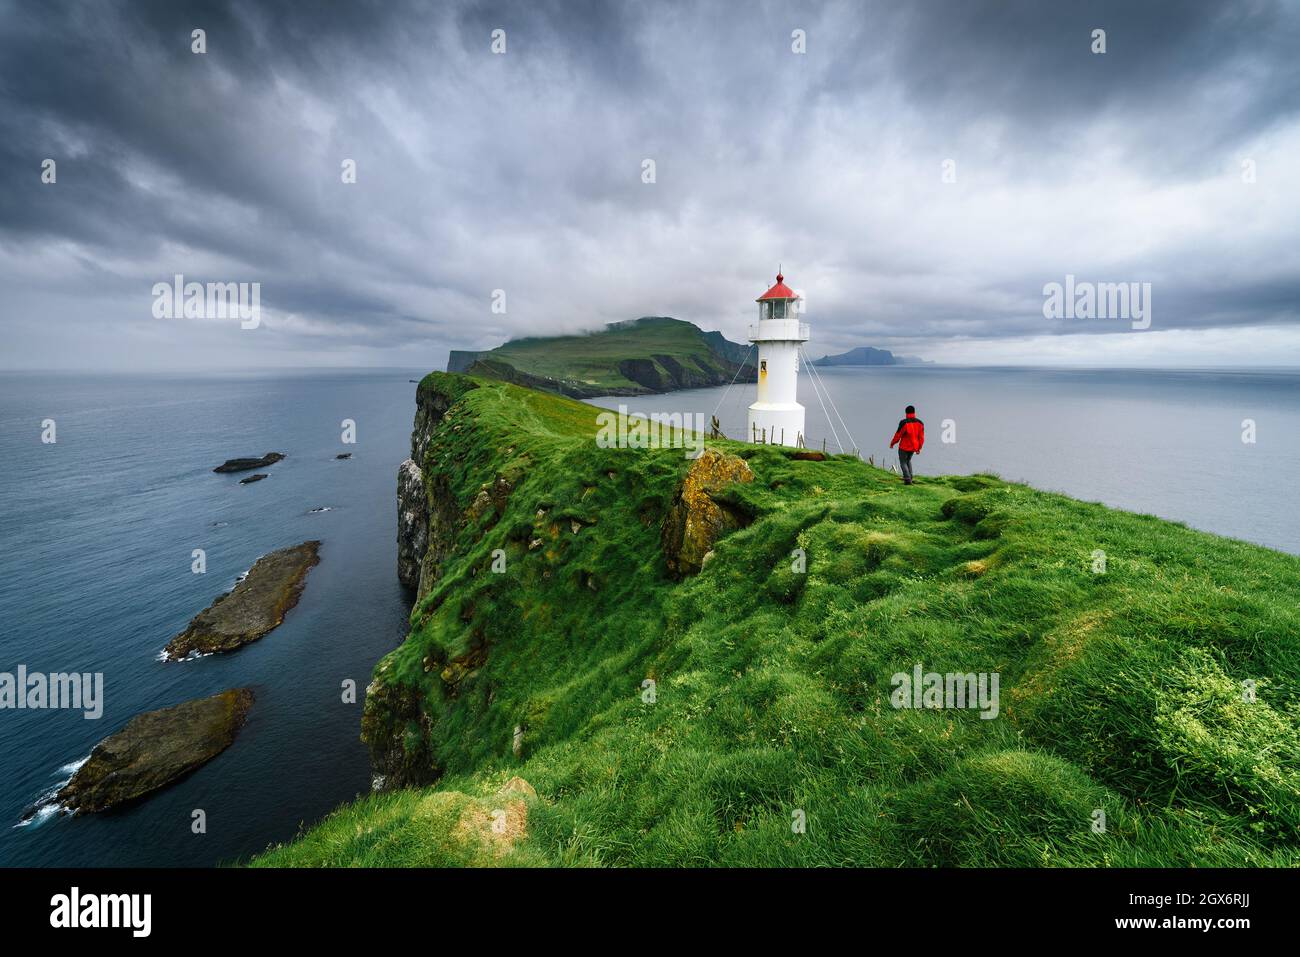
left=772, top=299, right=787, bottom=319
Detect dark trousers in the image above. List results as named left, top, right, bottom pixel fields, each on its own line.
left=898, top=450, right=914, bottom=482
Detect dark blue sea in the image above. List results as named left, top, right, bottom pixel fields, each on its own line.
left=0, top=370, right=423, bottom=866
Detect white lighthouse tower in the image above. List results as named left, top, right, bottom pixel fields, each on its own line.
left=747, top=270, right=809, bottom=447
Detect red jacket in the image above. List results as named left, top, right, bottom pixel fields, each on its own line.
left=890, top=413, right=925, bottom=453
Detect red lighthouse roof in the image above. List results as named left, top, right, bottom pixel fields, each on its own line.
left=757, top=271, right=800, bottom=301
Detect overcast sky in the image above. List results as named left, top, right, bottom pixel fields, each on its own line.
left=2, top=0, right=1298, bottom=370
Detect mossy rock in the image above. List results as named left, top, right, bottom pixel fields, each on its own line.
left=661, top=448, right=755, bottom=579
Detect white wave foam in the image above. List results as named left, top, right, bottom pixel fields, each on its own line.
left=159, top=646, right=213, bottom=662
left=14, top=754, right=89, bottom=828
left=13, top=802, right=63, bottom=828
left=57, top=755, right=89, bottom=776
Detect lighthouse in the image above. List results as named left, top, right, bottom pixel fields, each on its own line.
left=747, top=270, right=809, bottom=447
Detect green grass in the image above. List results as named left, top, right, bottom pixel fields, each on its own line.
left=253, top=373, right=1300, bottom=867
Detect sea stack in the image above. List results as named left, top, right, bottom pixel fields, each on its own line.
left=213, top=452, right=285, bottom=473
left=164, top=541, right=320, bottom=659
left=54, top=689, right=255, bottom=814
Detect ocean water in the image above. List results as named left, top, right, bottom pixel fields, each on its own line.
left=590, top=365, right=1300, bottom=555
left=0, top=369, right=423, bottom=866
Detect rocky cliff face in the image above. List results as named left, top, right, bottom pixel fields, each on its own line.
left=396, top=459, right=426, bottom=589
left=446, top=349, right=483, bottom=373
left=411, top=376, right=466, bottom=467
left=377, top=375, right=482, bottom=786
left=395, top=376, right=478, bottom=596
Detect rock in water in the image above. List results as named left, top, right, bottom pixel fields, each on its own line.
left=56, top=689, right=254, bottom=814
left=396, top=459, right=427, bottom=589
left=239, top=473, right=268, bottom=484
left=164, top=541, right=320, bottom=659
left=660, top=448, right=754, bottom=578
left=336, top=453, right=352, bottom=459
left=213, top=452, right=285, bottom=473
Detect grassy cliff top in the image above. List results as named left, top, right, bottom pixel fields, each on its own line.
left=255, top=373, right=1300, bottom=867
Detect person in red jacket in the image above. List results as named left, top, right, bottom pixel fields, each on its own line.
left=889, top=405, right=925, bottom=485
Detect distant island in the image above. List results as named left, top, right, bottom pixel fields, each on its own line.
left=447, top=316, right=756, bottom=398
left=812, top=346, right=932, bottom=367
left=446, top=317, right=927, bottom=397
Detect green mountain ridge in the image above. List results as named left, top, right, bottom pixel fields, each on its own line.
left=253, top=373, right=1300, bottom=867
left=447, top=316, right=756, bottom=398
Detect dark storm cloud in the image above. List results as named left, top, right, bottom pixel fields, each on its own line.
left=873, top=0, right=1300, bottom=158
left=0, top=0, right=1297, bottom=368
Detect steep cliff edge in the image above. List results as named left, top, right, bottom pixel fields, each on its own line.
left=396, top=459, right=425, bottom=589
left=395, top=375, right=480, bottom=597
left=258, top=372, right=1300, bottom=867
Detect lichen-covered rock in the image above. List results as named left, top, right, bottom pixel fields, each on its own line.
left=54, top=689, right=254, bottom=814
left=440, top=640, right=488, bottom=689
left=397, top=458, right=427, bottom=589
left=465, top=474, right=513, bottom=527
left=660, top=447, right=754, bottom=578
left=361, top=663, right=438, bottom=790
